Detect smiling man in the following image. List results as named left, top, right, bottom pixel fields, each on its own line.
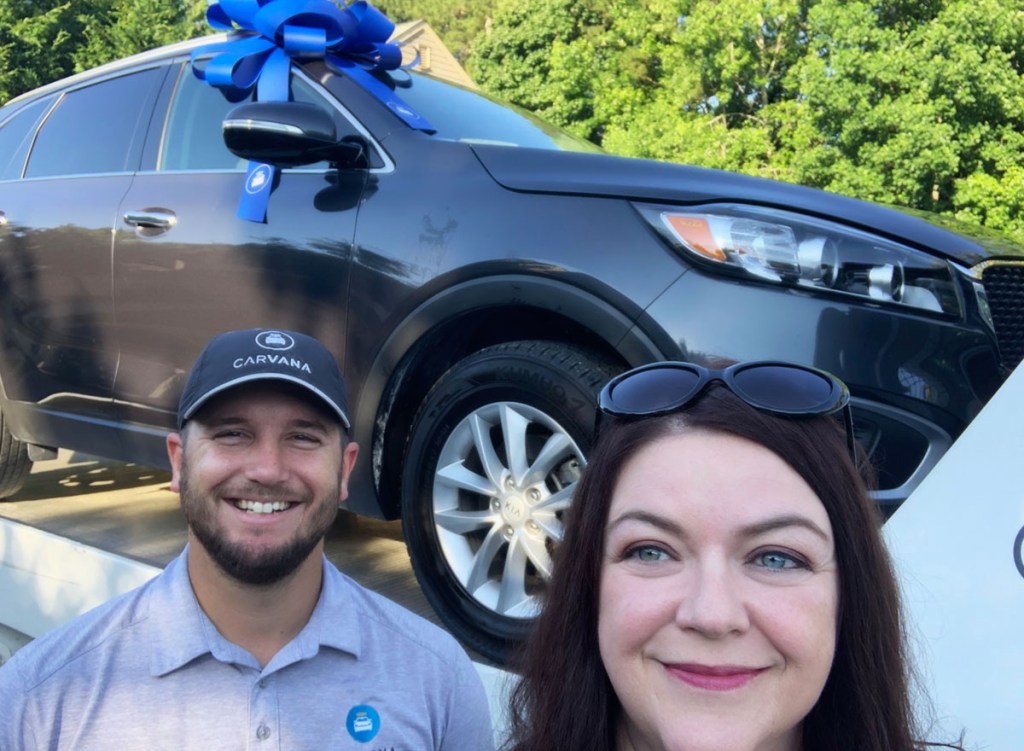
left=0, top=329, right=495, bottom=751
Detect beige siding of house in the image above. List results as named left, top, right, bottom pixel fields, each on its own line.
left=390, top=20, right=477, bottom=89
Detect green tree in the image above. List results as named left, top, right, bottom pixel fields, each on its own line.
left=73, top=0, right=207, bottom=72
left=469, top=0, right=606, bottom=134
left=783, top=0, right=1024, bottom=236
left=0, top=0, right=205, bottom=104
left=600, top=0, right=807, bottom=178
left=470, top=0, right=679, bottom=142
left=0, top=1, right=100, bottom=103
left=472, top=0, right=807, bottom=159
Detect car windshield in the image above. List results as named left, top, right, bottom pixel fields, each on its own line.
left=383, top=70, right=601, bottom=153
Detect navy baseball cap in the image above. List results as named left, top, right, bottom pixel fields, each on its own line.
left=177, top=328, right=351, bottom=430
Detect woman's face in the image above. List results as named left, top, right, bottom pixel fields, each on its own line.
left=598, top=429, right=839, bottom=751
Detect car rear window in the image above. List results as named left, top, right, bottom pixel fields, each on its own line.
left=25, top=67, right=163, bottom=178
left=0, top=97, right=53, bottom=181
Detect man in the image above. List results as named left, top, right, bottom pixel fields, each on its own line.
left=0, top=328, right=495, bottom=750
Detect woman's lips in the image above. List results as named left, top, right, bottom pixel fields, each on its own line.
left=664, top=663, right=767, bottom=691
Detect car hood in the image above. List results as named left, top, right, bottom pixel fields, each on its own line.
left=471, top=145, right=1024, bottom=267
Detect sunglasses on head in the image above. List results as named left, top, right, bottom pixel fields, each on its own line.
left=597, top=360, right=856, bottom=459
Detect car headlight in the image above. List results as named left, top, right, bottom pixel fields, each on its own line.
left=637, top=203, right=961, bottom=316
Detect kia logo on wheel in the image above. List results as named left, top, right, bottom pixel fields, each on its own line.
left=255, top=331, right=295, bottom=351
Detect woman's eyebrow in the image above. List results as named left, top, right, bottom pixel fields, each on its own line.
left=606, top=510, right=831, bottom=543
left=740, top=515, right=832, bottom=542
left=606, top=509, right=684, bottom=536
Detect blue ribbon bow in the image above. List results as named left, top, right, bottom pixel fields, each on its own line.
left=191, top=0, right=433, bottom=222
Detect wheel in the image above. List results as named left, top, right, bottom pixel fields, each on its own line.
left=0, top=404, right=32, bottom=499
left=401, top=340, right=618, bottom=663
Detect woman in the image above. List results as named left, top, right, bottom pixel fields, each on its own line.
left=504, top=360, right=955, bottom=751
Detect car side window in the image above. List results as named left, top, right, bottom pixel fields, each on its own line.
left=160, top=67, right=359, bottom=172
left=0, top=97, right=54, bottom=181
left=25, top=68, right=163, bottom=179
left=159, top=68, right=251, bottom=171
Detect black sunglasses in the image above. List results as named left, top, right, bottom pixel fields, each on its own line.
left=598, top=360, right=856, bottom=458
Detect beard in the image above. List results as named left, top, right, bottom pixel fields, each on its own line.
left=178, top=455, right=341, bottom=586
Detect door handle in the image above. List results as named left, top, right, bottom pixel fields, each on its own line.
left=124, top=209, right=177, bottom=230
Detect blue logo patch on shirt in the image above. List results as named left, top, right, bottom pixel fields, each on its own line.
left=346, top=705, right=381, bottom=743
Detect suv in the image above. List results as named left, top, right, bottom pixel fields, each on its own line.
left=1, top=36, right=1021, bottom=662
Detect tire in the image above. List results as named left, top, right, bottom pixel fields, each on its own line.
left=401, top=340, right=618, bottom=663
left=0, top=405, right=32, bottom=500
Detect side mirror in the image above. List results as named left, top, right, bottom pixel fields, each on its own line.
left=222, top=101, right=365, bottom=168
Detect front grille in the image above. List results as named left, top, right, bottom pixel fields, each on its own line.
left=982, top=262, right=1024, bottom=370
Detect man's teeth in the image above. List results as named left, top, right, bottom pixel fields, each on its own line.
left=234, top=500, right=292, bottom=514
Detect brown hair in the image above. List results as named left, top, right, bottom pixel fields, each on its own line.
left=504, top=383, right=929, bottom=751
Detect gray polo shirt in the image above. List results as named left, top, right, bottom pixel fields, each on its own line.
left=0, top=548, right=495, bottom=750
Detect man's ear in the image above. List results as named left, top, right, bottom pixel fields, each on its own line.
left=167, top=432, right=185, bottom=493
left=339, top=441, right=359, bottom=503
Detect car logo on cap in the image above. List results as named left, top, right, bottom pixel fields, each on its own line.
left=255, top=331, right=295, bottom=351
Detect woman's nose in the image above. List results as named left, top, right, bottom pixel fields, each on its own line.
left=674, top=559, right=750, bottom=637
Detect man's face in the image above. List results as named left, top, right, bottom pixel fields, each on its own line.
left=167, top=382, right=358, bottom=585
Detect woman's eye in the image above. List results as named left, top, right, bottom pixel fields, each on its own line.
left=753, top=550, right=807, bottom=570
left=627, top=545, right=670, bottom=563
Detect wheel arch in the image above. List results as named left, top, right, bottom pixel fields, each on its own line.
left=349, top=275, right=667, bottom=519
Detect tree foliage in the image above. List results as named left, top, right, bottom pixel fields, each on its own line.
left=473, top=0, right=1024, bottom=242
left=0, top=0, right=205, bottom=104
left=0, top=1, right=96, bottom=103
left=73, top=0, right=207, bottom=72
left=784, top=0, right=1024, bottom=225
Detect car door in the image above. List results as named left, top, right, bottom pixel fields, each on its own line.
left=111, top=60, right=365, bottom=443
left=0, top=66, right=165, bottom=437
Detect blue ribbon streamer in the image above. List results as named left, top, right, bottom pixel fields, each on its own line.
left=191, top=0, right=433, bottom=221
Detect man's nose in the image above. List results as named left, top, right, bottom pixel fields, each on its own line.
left=243, top=437, right=289, bottom=484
